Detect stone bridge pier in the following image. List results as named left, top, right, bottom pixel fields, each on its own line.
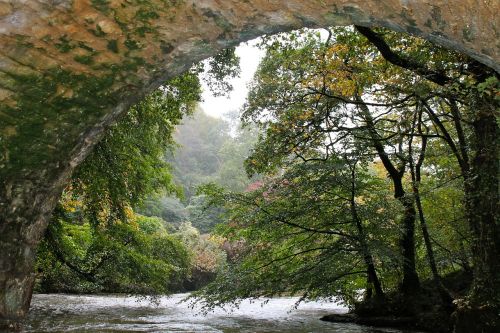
left=0, top=0, right=498, bottom=330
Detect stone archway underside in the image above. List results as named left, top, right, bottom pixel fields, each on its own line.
left=0, top=0, right=498, bottom=327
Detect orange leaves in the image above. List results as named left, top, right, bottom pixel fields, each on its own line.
left=61, top=197, right=82, bottom=213
left=326, top=78, right=357, bottom=97
left=325, top=43, right=350, bottom=59
left=298, top=43, right=358, bottom=98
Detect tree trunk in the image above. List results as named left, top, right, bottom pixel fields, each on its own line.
left=396, top=193, right=420, bottom=296
left=414, top=184, right=454, bottom=305
left=349, top=164, right=385, bottom=300
left=408, top=121, right=453, bottom=305
left=0, top=181, right=63, bottom=330
left=364, top=253, right=385, bottom=299
left=356, top=99, right=420, bottom=296
left=453, top=101, right=499, bottom=333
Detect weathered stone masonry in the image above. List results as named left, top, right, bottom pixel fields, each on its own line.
left=0, top=0, right=498, bottom=329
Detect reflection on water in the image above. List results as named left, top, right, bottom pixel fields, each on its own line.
left=23, top=294, right=412, bottom=333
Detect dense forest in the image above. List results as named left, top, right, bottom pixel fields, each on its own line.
left=35, top=105, right=256, bottom=293
left=34, top=26, right=498, bottom=332
left=140, top=107, right=258, bottom=233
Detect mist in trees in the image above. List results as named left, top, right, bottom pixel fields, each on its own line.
left=139, top=107, right=259, bottom=233
left=34, top=53, right=253, bottom=295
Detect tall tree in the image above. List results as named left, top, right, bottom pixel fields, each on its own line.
left=355, top=26, right=499, bottom=329
left=194, top=156, right=396, bottom=310
left=38, top=70, right=202, bottom=295
left=198, top=27, right=498, bottom=331
left=243, top=29, right=423, bottom=297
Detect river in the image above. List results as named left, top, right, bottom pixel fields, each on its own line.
left=23, top=294, right=414, bottom=333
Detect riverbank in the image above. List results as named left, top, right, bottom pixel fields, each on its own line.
left=321, top=313, right=442, bottom=332
left=321, top=271, right=473, bottom=333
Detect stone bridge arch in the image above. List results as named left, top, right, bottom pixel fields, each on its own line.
left=0, top=0, right=499, bottom=329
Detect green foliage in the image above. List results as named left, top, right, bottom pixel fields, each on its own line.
left=185, top=195, right=224, bottom=234
left=138, top=108, right=259, bottom=233
left=72, top=70, right=201, bottom=226
left=170, top=108, right=258, bottom=197
left=193, top=158, right=401, bottom=309
left=136, top=214, right=170, bottom=235
left=200, top=47, right=241, bottom=97
left=37, top=71, right=202, bottom=295
left=175, top=222, right=227, bottom=290
left=168, top=108, right=232, bottom=198
left=140, top=197, right=189, bottom=228
left=36, top=206, right=190, bottom=295
left=35, top=56, right=247, bottom=294
left=193, top=26, right=496, bottom=311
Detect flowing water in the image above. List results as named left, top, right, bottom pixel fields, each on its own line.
left=23, top=294, right=413, bottom=333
